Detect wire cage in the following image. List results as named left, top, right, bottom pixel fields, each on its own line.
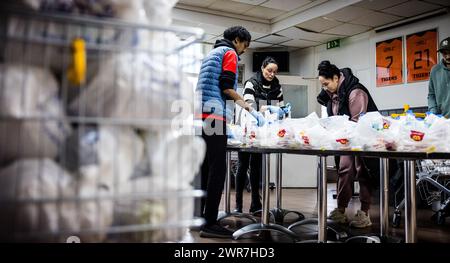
left=0, top=4, right=206, bottom=242
left=417, top=160, right=450, bottom=210
left=392, top=159, right=450, bottom=227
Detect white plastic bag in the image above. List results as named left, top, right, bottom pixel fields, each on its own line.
left=422, top=114, right=449, bottom=152
left=112, top=131, right=204, bottom=242
left=149, top=131, right=206, bottom=190
left=319, top=115, right=355, bottom=150
left=0, top=64, right=59, bottom=118
left=396, top=113, right=436, bottom=152
left=0, top=159, right=113, bottom=242
left=260, top=120, right=296, bottom=148
left=69, top=52, right=191, bottom=129
left=0, top=64, right=71, bottom=164
left=113, top=176, right=194, bottom=242
left=353, top=112, right=397, bottom=151
left=63, top=125, right=144, bottom=188
left=291, top=113, right=331, bottom=149
left=227, top=124, right=244, bottom=146
left=21, top=0, right=177, bottom=25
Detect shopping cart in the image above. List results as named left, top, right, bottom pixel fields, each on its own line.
left=0, top=4, right=205, bottom=242
left=392, top=160, right=450, bottom=227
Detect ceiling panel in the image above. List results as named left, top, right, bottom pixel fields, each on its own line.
left=296, top=17, right=343, bottom=33
left=277, top=27, right=344, bottom=43
left=261, top=0, right=312, bottom=11
left=353, top=0, right=409, bottom=10
left=422, top=0, right=450, bottom=6
left=197, top=23, right=227, bottom=35
left=382, top=0, right=441, bottom=17
left=350, top=11, right=402, bottom=27
left=203, top=34, right=220, bottom=43
left=172, top=19, right=199, bottom=28
left=256, top=34, right=291, bottom=44
left=204, top=35, right=222, bottom=44
left=249, top=41, right=274, bottom=49
left=323, top=23, right=371, bottom=36
left=231, top=0, right=267, bottom=5
left=208, top=0, right=255, bottom=14
left=282, top=39, right=321, bottom=48
left=243, top=6, right=285, bottom=19
left=249, top=31, right=267, bottom=40
left=177, top=0, right=217, bottom=7
left=324, top=6, right=373, bottom=22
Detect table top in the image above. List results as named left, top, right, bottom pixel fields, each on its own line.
left=227, top=145, right=450, bottom=159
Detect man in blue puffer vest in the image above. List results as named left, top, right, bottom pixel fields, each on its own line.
left=196, top=26, right=265, bottom=238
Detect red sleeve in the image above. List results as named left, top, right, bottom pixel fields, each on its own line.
left=222, top=50, right=237, bottom=73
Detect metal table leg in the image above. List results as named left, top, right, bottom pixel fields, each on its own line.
left=218, top=151, right=257, bottom=223
left=288, top=157, right=328, bottom=241
left=380, top=158, right=389, bottom=238
left=317, top=156, right=328, bottom=242
left=404, top=160, right=417, bottom=243
left=288, top=156, right=348, bottom=242
left=270, top=153, right=305, bottom=224
left=232, top=153, right=298, bottom=240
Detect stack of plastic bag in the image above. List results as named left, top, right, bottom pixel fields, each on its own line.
left=227, top=124, right=244, bottom=146
left=69, top=52, right=192, bottom=130
left=113, top=131, right=206, bottom=242
left=260, top=120, right=296, bottom=148
left=6, top=0, right=180, bottom=81
left=19, top=0, right=177, bottom=25
left=62, top=125, right=144, bottom=188
left=291, top=113, right=331, bottom=149
left=353, top=112, right=397, bottom=151
left=396, top=112, right=449, bottom=152
left=0, top=159, right=113, bottom=242
left=318, top=115, right=356, bottom=150
left=0, top=64, right=71, bottom=165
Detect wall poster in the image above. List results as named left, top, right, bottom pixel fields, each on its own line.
left=376, top=37, right=403, bottom=87
left=406, top=29, right=437, bottom=82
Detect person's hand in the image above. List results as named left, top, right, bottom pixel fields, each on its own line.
left=267, top=106, right=284, bottom=119
left=250, top=110, right=266, bottom=127
left=281, top=103, right=292, bottom=116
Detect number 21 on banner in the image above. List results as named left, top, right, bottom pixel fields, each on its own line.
left=407, top=29, right=437, bottom=82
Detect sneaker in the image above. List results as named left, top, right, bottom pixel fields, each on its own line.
left=349, top=210, right=372, bottom=228
left=327, top=208, right=348, bottom=224
left=199, top=224, right=233, bottom=238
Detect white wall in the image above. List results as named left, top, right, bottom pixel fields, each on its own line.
left=203, top=44, right=254, bottom=88
left=239, top=50, right=254, bottom=88
left=290, top=13, right=450, bottom=110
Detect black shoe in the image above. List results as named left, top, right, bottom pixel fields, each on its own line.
left=249, top=202, right=262, bottom=213
left=233, top=208, right=243, bottom=213
left=199, top=224, right=233, bottom=238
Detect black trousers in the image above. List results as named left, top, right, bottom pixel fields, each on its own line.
left=200, top=128, right=227, bottom=226
left=235, top=152, right=262, bottom=210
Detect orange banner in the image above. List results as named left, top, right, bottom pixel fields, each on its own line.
left=406, top=29, right=437, bottom=82
left=376, top=37, right=403, bottom=87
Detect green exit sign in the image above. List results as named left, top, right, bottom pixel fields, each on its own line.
left=327, top=39, right=340, bottom=49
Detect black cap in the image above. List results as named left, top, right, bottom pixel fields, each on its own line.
left=438, top=37, right=450, bottom=52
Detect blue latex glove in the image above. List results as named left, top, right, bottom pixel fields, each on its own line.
left=250, top=110, right=266, bottom=127
left=267, top=106, right=285, bottom=119
left=226, top=125, right=235, bottom=139
left=281, top=103, right=292, bottom=115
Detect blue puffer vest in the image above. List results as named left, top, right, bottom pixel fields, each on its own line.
left=196, top=44, right=238, bottom=122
